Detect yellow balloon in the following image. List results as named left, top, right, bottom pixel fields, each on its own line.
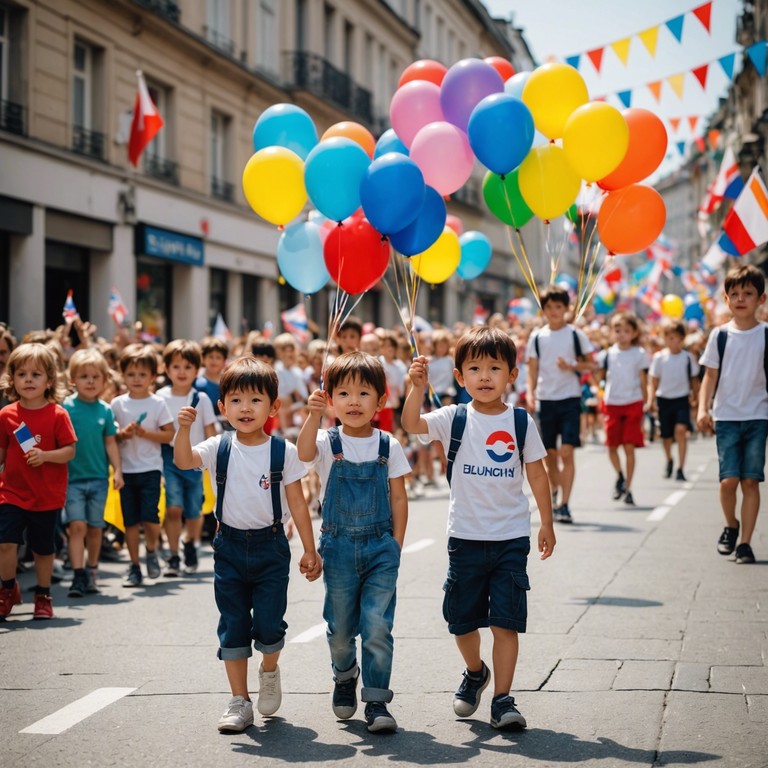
left=661, top=294, right=684, bottom=319
left=242, top=147, right=307, bottom=226
left=410, top=227, right=461, bottom=284
left=522, top=63, right=589, bottom=140
left=563, top=102, right=629, bottom=182
left=518, top=144, right=581, bottom=221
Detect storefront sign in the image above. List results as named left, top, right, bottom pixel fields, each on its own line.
left=136, top=224, right=204, bottom=266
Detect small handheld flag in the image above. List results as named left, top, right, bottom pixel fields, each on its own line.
left=281, top=303, right=309, bottom=344
left=62, top=290, right=78, bottom=320
left=108, top=288, right=128, bottom=326
left=14, top=422, right=38, bottom=453
left=136, top=412, right=148, bottom=425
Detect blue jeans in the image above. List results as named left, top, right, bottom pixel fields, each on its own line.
left=162, top=445, right=204, bottom=519
left=716, top=420, right=768, bottom=481
left=212, top=522, right=290, bottom=660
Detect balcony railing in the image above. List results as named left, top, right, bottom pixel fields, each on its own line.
left=0, top=99, right=25, bottom=135
left=133, top=0, right=180, bottom=23
left=211, top=176, right=235, bottom=202
left=205, top=27, right=235, bottom=57
left=283, top=51, right=373, bottom=125
left=144, top=155, right=179, bottom=185
left=72, top=125, right=105, bottom=161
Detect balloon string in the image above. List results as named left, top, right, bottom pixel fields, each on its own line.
left=499, top=178, right=541, bottom=306
left=576, top=190, right=603, bottom=313
left=576, top=247, right=610, bottom=321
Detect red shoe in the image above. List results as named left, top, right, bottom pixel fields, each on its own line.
left=33, top=594, right=54, bottom=620
left=0, top=582, right=22, bottom=619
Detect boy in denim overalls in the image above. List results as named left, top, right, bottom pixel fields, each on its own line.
left=298, top=352, right=410, bottom=733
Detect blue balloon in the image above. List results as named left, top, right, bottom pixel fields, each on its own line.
left=504, top=71, right=531, bottom=100
left=683, top=293, right=704, bottom=322
left=277, top=221, right=330, bottom=294
left=389, top=186, right=446, bottom=256
left=374, top=129, right=410, bottom=159
left=468, top=94, right=535, bottom=175
left=252, top=104, right=318, bottom=160
left=305, top=138, right=371, bottom=222
left=360, top=153, right=426, bottom=235
left=457, top=231, right=492, bottom=280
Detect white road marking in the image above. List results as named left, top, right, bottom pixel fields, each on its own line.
left=647, top=505, right=671, bottom=522
left=647, top=470, right=702, bottom=522
left=290, top=622, right=326, bottom=643
left=20, top=687, right=136, bottom=735
left=402, top=538, right=435, bottom=554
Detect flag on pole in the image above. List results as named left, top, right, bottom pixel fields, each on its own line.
left=212, top=313, right=232, bottom=341
left=108, top=287, right=128, bottom=325
left=711, top=147, right=744, bottom=203
left=62, top=290, right=78, bottom=320
left=128, top=71, right=164, bottom=167
left=721, top=167, right=768, bottom=255
left=281, top=303, right=309, bottom=344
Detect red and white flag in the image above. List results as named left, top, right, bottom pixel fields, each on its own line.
left=128, top=71, right=164, bottom=167
left=722, top=167, right=768, bottom=255
left=108, top=287, right=128, bottom=325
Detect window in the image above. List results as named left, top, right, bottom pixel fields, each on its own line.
left=136, top=257, right=172, bottom=342
left=295, top=0, right=307, bottom=50
left=72, top=40, right=92, bottom=131
left=323, top=3, right=335, bottom=61
left=343, top=20, right=353, bottom=73
left=241, top=274, right=260, bottom=332
left=143, top=80, right=177, bottom=184
left=209, top=268, right=228, bottom=332
left=0, top=5, right=26, bottom=135
left=206, top=0, right=234, bottom=54
left=256, top=0, right=277, bottom=73
left=210, top=110, right=233, bottom=200
left=0, top=7, right=8, bottom=102
left=72, top=39, right=104, bottom=159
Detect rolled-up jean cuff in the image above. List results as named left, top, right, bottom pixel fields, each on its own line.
left=218, top=645, right=252, bottom=660
left=361, top=687, right=393, bottom=703
left=332, top=662, right=360, bottom=682
left=254, top=637, right=285, bottom=655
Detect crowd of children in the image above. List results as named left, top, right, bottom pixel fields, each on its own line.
left=0, top=262, right=765, bottom=734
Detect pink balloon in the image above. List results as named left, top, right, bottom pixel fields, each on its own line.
left=445, top=215, right=464, bottom=236
left=389, top=80, right=445, bottom=149
left=410, top=122, right=474, bottom=196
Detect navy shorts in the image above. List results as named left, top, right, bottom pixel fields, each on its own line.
left=716, top=420, right=767, bottom=482
left=657, top=396, right=692, bottom=439
left=442, top=536, right=530, bottom=635
left=0, top=505, right=60, bottom=556
left=119, top=471, right=161, bottom=528
left=538, top=398, right=582, bottom=449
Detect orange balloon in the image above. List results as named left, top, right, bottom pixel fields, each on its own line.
left=598, top=108, right=668, bottom=190
left=399, top=59, right=447, bottom=88
left=597, top=184, right=666, bottom=255
left=321, top=121, right=376, bottom=158
left=484, top=56, right=515, bottom=82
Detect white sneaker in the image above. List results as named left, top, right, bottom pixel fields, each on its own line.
left=257, top=664, right=282, bottom=716
left=217, top=696, right=254, bottom=732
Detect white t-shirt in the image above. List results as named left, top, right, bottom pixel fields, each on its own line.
left=111, top=393, right=174, bottom=473
left=429, top=355, right=456, bottom=396
left=599, top=345, right=650, bottom=405
left=275, top=362, right=308, bottom=401
left=649, top=349, right=699, bottom=399
left=306, top=428, right=411, bottom=503
left=156, top=386, right=218, bottom=446
left=194, top=435, right=307, bottom=529
left=699, top=322, right=768, bottom=421
left=381, top=357, right=407, bottom=408
left=423, top=403, right=547, bottom=541
left=527, top=324, right=594, bottom=402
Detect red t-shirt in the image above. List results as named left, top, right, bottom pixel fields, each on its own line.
left=0, top=402, right=77, bottom=511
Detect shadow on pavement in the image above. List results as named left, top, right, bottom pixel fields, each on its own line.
left=570, top=596, right=664, bottom=608
left=232, top=718, right=358, bottom=761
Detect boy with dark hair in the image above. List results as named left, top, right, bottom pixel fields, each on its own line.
left=175, top=356, right=321, bottom=731
left=195, top=335, right=230, bottom=432
left=337, top=316, right=363, bottom=354
left=698, top=264, right=768, bottom=564
left=298, top=351, right=410, bottom=733
left=526, top=285, right=594, bottom=523
left=403, top=327, right=555, bottom=731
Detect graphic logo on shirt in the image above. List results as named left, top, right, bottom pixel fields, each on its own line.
left=485, top=430, right=516, bottom=463
left=259, top=474, right=270, bottom=490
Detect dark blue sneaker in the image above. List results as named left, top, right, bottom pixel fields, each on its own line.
left=490, top=694, right=527, bottom=730
left=331, top=667, right=359, bottom=719
left=453, top=661, right=490, bottom=717
left=554, top=503, right=573, bottom=524
left=364, top=702, right=397, bottom=733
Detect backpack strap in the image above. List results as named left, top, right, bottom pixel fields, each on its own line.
left=269, top=436, right=285, bottom=525
left=571, top=328, right=584, bottom=380
left=514, top=407, right=528, bottom=469
left=764, top=327, right=768, bottom=394
left=214, top=431, right=233, bottom=523
left=328, top=426, right=344, bottom=460
left=533, top=333, right=540, bottom=359
left=190, top=390, right=200, bottom=409
left=686, top=352, right=692, bottom=384
left=446, top=404, right=468, bottom=487
left=377, top=430, right=390, bottom=464
left=714, top=329, right=728, bottom=396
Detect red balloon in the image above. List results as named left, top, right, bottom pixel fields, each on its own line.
left=597, top=184, right=666, bottom=255
left=324, top=216, right=391, bottom=294
left=484, top=56, right=515, bottom=83
left=399, top=59, right=447, bottom=88
left=598, top=108, right=668, bottom=190
left=445, top=214, right=463, bottom=236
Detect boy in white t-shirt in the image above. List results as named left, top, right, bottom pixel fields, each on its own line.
left=698, top=265, right=768, bottom=565
left=273, top=333, right=308, bottom=438
left=175, top=357, right=321, bottom=732
left=403, top=327, right=555, bottom=732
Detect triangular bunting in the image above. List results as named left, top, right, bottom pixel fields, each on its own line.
left=617, top=90, right=632, bottom=108
left=647, top=80, right=663, bottom=101
left=676, top=140, right=687, bottom=156
left=688, top=115, right=699, bottom=132
left=666, top=15, right=685, bottom=43
left=718, top=52, right=736, bottom=79
left=692, top=2, right=712, bottom=33
left=667, top=72, right=685, bottom=99
left=669, top=117, right=682, bottom=132
left=747, top=41, right=768, bottom=77
left=565, top=54, right=581, bottom=70
left=708, top=129, right=721, bottom=149
left=695, top=137, right=707, bottom=153
left=638, top=26, right=660, bottom=57
left=692, top=63, right=709, bottom=89
left=611, top=38, right=631, bottom=66
left=587, top=47, right=604, bottom=73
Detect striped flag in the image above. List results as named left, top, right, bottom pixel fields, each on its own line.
left=62, top=290, right=78, bottom=320
left=711, top=147, right=744, bottom=203
left=281, top=303, right=309, bottom=344
left=212, top=312, right=232, bottom=341
left=128, top=71, right=164, bottom=167
left=722, top=168, right=768, bottom=255
left=108, top=287, right=128, bottom=325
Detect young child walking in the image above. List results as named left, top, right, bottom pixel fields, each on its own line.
left=0, top=343, right=77, bottom=620
left=111, top=343, right=174, bottom=587
left=297, top=352, right=410, bottom=733
left=595, top=313, right=650, bottom=507
left=402, top=326, right=555, bottom=730
left=157, top=339, right=217, bottom=576
left=63, top=348, right=124, bottom=597
left=195, top=335, right=230, bottom=432
left=697, top=264, right=768, bottom=564
left=646, top=320, right=700, bottom=483
left=174, top=356, right=321, bottom=732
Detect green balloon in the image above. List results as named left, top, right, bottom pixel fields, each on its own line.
left=566, top=203, right=579, bottom=224
left=482, top=170, right=534, bottom=228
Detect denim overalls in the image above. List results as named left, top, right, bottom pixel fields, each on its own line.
left=318, top=427, right=401, bottom=704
